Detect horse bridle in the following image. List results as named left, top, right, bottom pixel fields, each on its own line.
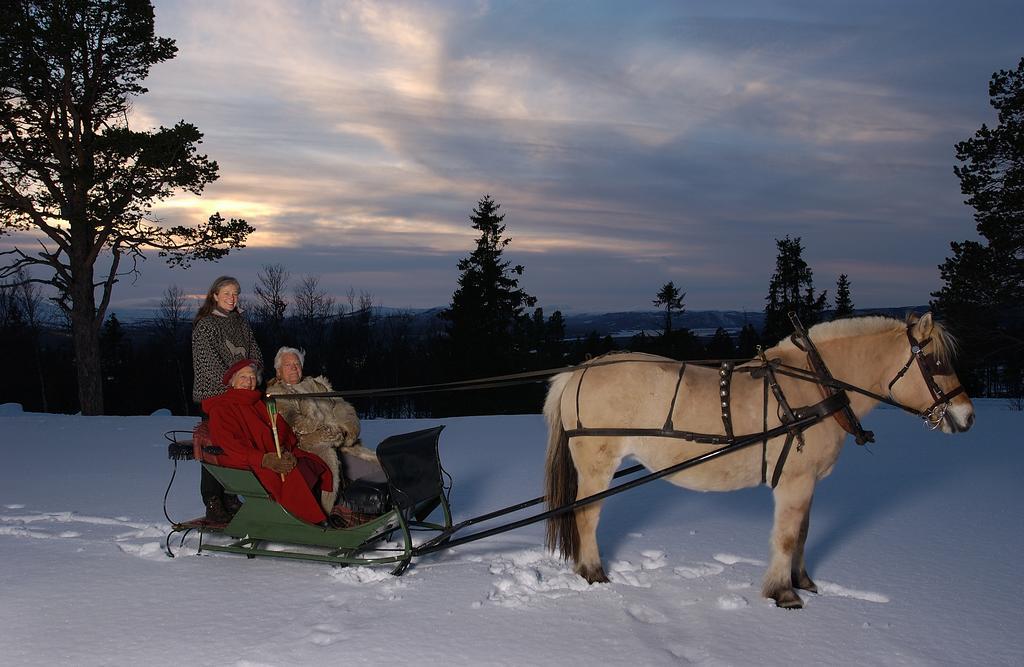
left=885, top=327, right=965, bottom=430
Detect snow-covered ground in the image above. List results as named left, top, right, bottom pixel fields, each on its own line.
left=1, top=401, right=1021, bottom=665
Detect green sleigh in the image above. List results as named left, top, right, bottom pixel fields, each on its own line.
left=164, top=425, right=452, bottom=575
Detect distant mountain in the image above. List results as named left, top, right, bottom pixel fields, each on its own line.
left=562, top=310, right=764, bottom=339
left=106, top=304, right=930, bottom=340
left=560, top=306, right=929, bottom=340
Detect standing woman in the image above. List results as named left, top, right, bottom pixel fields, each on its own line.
left=192, top=275, right=264, bottom=521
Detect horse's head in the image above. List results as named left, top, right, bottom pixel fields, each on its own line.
left=886, top=313, right=974, bottom=433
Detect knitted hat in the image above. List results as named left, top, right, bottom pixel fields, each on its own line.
left=222, top=358, right=259, bottom=386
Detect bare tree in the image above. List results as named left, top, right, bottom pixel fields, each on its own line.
left=293, top=274, right=335, bottom=322
left=14, top=269, right=49, bottom=410
left=253, top=263, right=290, bottom=326
left=346, top=288, right=374, bottom=317
left=292, top=274, right=335, bottom=373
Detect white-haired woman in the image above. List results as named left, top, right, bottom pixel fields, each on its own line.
left=266, top=347, right=377, bottom=512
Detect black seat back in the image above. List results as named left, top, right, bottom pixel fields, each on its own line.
left=376, top=426, right=445, bottom=510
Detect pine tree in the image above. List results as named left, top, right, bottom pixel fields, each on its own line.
left=833, top=274, right=854, bottom=319
left=0, top=1, right=253, bottom=413
left=653, top=281, right=686, bottom=336
left=737, top=323, right=760, bottom=358
left=705, top=327, right=736, bottom=359
left=933, top=57, right=1024, bottom=398
left=442, top=195, right=536, bottom=376
left=763, top=236, right=828, bottom=344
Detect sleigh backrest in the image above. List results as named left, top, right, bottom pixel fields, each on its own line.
left=377, top=425, right=445, bottom=510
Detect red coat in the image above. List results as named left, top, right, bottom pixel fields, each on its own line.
left=202, top=388, right=332, bottom=524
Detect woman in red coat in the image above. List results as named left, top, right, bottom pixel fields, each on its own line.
left=202, top=359, right=333, bottom=525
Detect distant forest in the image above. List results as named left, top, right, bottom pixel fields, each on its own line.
left=0, top=277, right=1015, bottom=417
left=0, top=286, right=767, bottom=417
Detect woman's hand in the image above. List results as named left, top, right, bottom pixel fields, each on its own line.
left=262, top=450, right=296, bottom=474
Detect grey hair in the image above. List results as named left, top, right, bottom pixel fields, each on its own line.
left=274, top=346, right=306, bottom=372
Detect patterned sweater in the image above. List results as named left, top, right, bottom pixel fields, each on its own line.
left=191, top=310, right=263, bottom=402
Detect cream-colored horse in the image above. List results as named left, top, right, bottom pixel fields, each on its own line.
left=544, top=313, right=974, bottom=608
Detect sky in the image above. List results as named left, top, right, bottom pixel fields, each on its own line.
left=8, top=0, right=1024, bottom=314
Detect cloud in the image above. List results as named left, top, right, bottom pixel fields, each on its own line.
left=8, top=0, right=1021, bottom=315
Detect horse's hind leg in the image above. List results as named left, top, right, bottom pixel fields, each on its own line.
left=570, top=438, right=622, bottom=584
left=764, top=474, right=815, bottom=609
left=792, top=494, right=818, bottom=593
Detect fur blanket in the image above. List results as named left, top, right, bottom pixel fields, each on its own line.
left=266, top=375, right=368, bottom=511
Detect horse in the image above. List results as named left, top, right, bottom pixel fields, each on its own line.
left=543, top=313, right=974, bottom=608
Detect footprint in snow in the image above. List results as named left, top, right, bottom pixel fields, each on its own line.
left=117, top=541, right=165, bottom=559
left=625, top=603, right=668, bottom=624
left=716, top=593, right=749, bottom=610
left=0, top=526, right=51, bottom=539
left=484, top=552, right=593, bottom=607
left=713, top=553, right=766, bottom=567
left=666, top=643, right=711, bottom=664
left=608, top=560, right=651, bottom=588
left=328, top=566, right=394, bottom=585
left=640, top=550, right=667, bottom=570
left=725, top=580, right=752, bottom=590
left=816, top=580, right=889, bottom=603
left=305, top=623, right=347, bottom=646
left=673, top=562, right=724, bottom=579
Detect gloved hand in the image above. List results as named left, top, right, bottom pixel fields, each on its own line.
left=262, top=450, right=296, bottom=474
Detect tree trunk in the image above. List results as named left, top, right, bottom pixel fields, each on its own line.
left=70, top=264, right=104, bottom=415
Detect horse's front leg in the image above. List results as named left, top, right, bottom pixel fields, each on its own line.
left=764, top=474, right=816, bottom=609
left=570, top=438, right=622, bottom=584
left=792, top=494, right=818, bottom=594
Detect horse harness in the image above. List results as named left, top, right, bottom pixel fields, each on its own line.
left=886, top=328, right=964, bottom=428
left=564, top=316, right=965, bottom=489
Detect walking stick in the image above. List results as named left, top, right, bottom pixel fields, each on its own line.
left=266, top=398, right=286, bottom=482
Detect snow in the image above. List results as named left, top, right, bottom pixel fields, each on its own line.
left=1, top=401, right=1021, bottom=665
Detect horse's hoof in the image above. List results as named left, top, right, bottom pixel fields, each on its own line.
left=794, top=573, right=818, bottom=593
left=774, top=589, right=804, bottom=609
left=578, top=564, right=610, bottom=584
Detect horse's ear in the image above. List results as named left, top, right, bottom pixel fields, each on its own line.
left=913, top=312, right=934, bottom=339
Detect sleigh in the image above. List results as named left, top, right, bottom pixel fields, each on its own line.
left=164, top=425, right=452, bottom=575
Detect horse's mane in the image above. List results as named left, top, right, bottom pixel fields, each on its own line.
left=775, top=314, right=957, bottom=366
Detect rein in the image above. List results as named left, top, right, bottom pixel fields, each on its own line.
left=565, top=319, right=856, bottom=488
left=768, top=324, right=964, bottom=432
left=564, top=314, right=964, bottom=488
left=272, top=316, right=964, bottom=487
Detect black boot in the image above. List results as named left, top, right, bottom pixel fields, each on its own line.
left=221, top=494, right=243, bottom=517
left=204, top=495, right=231, bottom=524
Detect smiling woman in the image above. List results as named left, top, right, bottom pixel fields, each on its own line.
left=191, top=275, right=265, bottom=521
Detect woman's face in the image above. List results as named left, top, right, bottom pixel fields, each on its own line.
left=278, top=353, right=303, bottom=385
left=213, top=283, right=240, bottom=312
left=230, top=366, right=257, bottom=390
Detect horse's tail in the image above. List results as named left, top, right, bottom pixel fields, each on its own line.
left=544, top=371, right=579, bottom=563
